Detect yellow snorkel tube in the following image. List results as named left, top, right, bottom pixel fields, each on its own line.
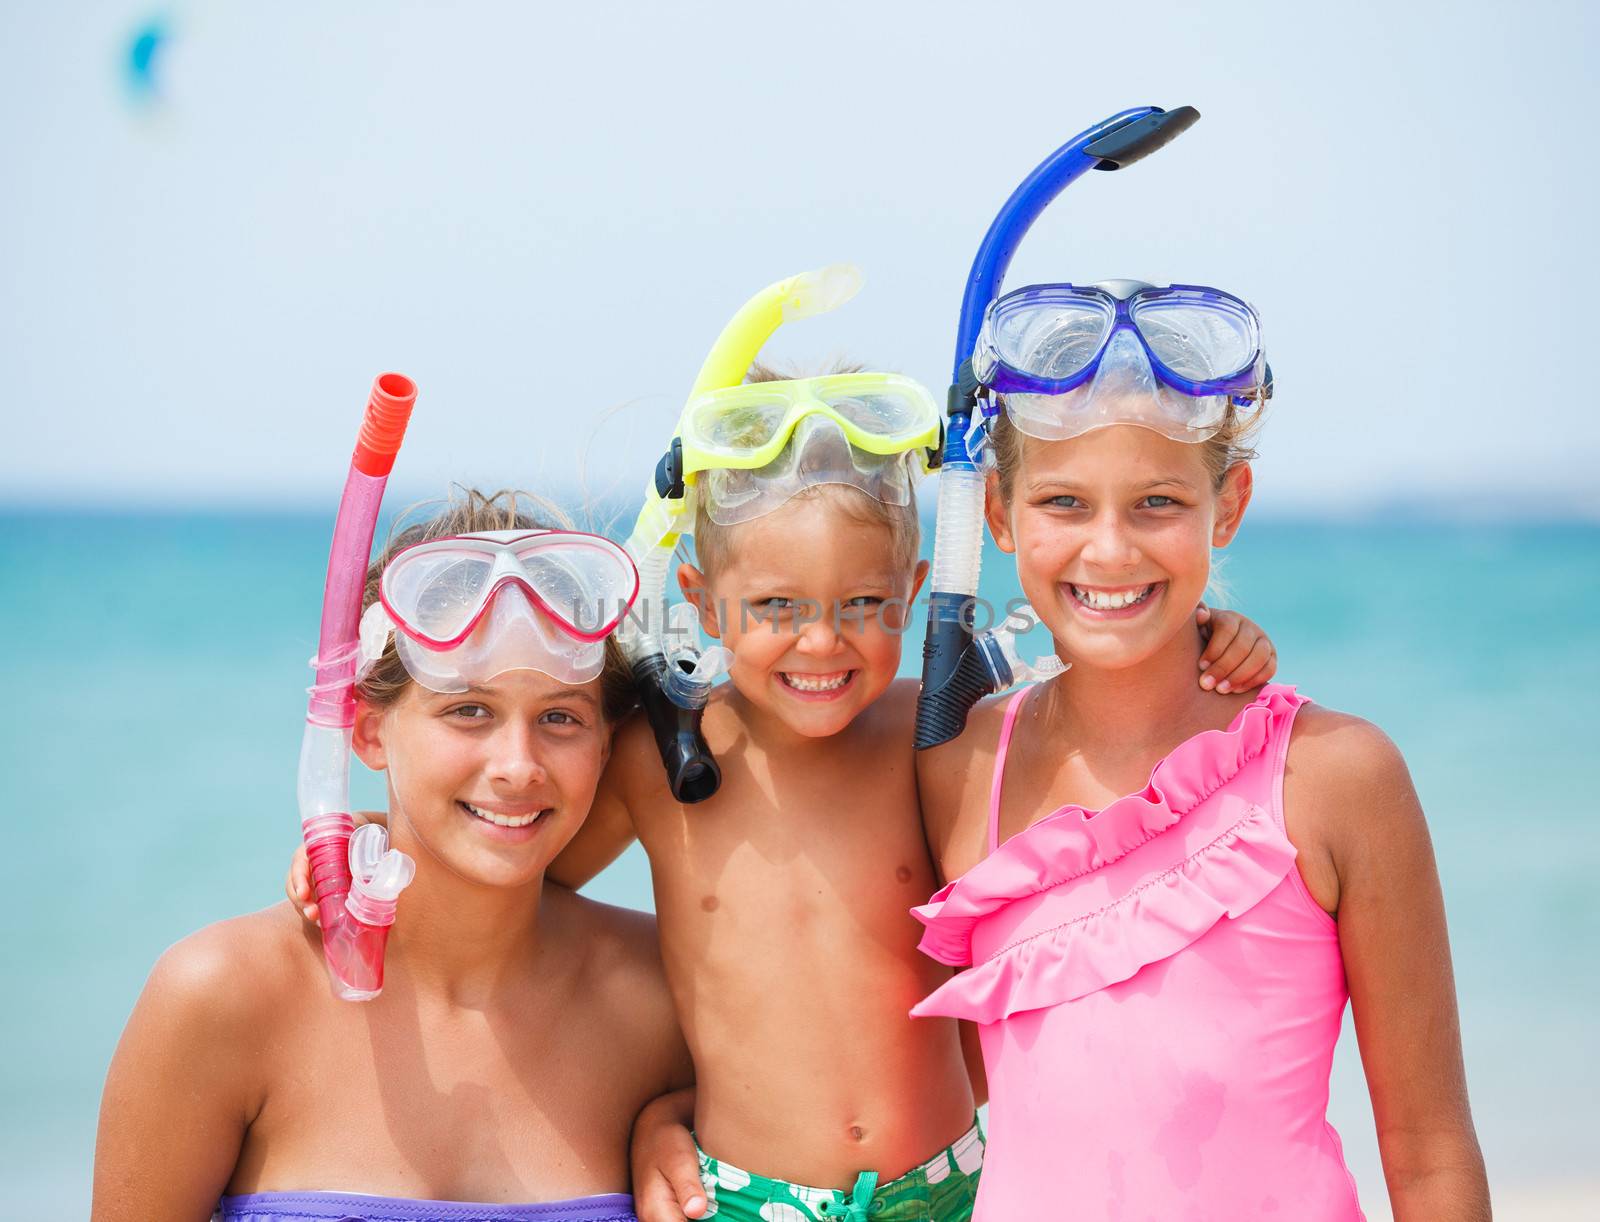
left=617, top=264, right=869, bottom=803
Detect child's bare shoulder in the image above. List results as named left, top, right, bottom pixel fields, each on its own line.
left=1286, top=705, right=1411, bottom=795
left=876, top=677, right=923, bottom=724
left=548, top=888, right=675, bottom=1026
left=1284, top=704, right=1424, bottom=856
left=552, top=885, right=661, bottom=967
left=140, top=904, right=314, bottom=1042
left=917, top=692, right=1012, bottom=785
left=916, top=693, right=1013, bottom=863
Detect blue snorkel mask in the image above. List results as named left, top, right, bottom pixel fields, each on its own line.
left=975, top=280, right=1271, bottom=441
left=914, top=106, right=1272, bottom=749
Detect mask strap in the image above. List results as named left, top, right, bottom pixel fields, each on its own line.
left=356, top=601, right=398, bottom=678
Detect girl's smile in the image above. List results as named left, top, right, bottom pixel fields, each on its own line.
left=1064, top=580, right=1166, bottom=620
left=457, top=798, right=550, bottom=839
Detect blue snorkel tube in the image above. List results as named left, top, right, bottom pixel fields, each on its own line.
left=913, top=105, right=1202, bottom=750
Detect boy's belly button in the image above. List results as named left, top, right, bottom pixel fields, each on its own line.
left=701, top=894, right=719, bottom=912
left=895, top=864, right=913, bottom=883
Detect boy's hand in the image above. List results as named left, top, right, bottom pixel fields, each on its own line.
left=631, top=1087, right=706, bottom=1221
left=284, top=810, right=387, bottom=927
left=1195, top=606, right=1278, bottom=694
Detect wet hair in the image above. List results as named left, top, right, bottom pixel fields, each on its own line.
left=988, top=401, right=1265, bottom=503
left=355, top=487, right=637, bottom=723
left=690, top=360, right=923, bottom=577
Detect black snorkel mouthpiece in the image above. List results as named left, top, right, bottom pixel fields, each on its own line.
left=632, top=654, right=722, bottom=804
left=914, top=595, right=1016, bottom=749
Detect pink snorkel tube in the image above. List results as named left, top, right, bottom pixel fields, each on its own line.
left=298, top=373, right=418, bottom=1000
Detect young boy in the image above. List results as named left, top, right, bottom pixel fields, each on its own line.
left=567, top=445, right=984, bottom=1220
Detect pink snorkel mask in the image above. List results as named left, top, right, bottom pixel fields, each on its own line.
left=358, top=529, right=640, bottom=692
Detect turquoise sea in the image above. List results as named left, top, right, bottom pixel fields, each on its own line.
left=3, top=513, right=1596, bottom=1216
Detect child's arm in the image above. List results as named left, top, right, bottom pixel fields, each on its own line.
left=630, top=1086, right=707, bottom=1222
left=1195, top=604, right=1278, bottom=693
left=1289, top=716, right=1490, bottom=1222
left=547, top=754, right=639, bottom=889
left=92, top=927, right=261, bottom=1220
left=546, top=712, right=651, bottom=889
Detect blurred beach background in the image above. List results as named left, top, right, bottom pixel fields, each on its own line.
left=3, top=2, right=1596, bottom=1218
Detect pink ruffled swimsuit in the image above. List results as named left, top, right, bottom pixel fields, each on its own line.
left=912, top=685, right=1364, bottom=1220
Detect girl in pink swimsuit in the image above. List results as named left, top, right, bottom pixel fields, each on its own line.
left=913, top=348, right=1489, bottom=1218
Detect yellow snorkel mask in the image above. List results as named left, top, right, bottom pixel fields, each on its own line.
left=617, top=265, right=943, bottom=802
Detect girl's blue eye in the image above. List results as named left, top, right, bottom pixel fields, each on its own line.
left=1046, top=495, right=1083, bottom=509
left=1142, top=494, right=1181, bottom=508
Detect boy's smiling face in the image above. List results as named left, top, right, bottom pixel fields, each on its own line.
left=680, top=489, right=927, bottom=739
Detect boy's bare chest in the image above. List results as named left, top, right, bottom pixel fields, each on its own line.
left=641, top=760, right=939, bottom=949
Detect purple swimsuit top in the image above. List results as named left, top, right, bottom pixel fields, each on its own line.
left=215, top=1190, right=636, bottom=1222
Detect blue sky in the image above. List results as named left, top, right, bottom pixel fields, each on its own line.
left=3, top=0, right=1596, bottom=516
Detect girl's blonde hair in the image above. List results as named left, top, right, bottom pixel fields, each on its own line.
left=355, top=487, right=637, bottom=723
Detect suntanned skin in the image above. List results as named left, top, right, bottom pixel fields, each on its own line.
left=553, top=493, right=1277, bottom=1204
left=918, top=423, right=1489, bottom=1222
left=95, top=895, right=682, bottom=1217
left=278, top=500, right=1278, bottom=1218
left=555, top=497, right=977, bottom=1191
left=95, top=670, right=689, bottom=1221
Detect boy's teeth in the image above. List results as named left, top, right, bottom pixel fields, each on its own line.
left=463, top=802, right=542, bottom=828
left=782, top=671, right=851, bottom=692
left=1072, top=584, right=1155, bottom=610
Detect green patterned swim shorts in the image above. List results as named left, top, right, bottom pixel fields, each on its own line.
left=694, top=1119, right=984, bottom=1221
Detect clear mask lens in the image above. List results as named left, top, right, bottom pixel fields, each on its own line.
left=1130, top=295, right=1256, bottom=382
left=391, top=583, right=607, bottom=691
left=688, top=390, right=793, bottom=455
left=991, top=293, right=1112, bottom=380
left=383, top=551, right=494, bottom=644
left=703, top=414, right=916, bottom=525
left=814, top=385, right=931, bottom=438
